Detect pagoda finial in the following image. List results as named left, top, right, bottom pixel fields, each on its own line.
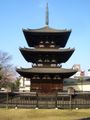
left=45, top=3, right=49, bottom=26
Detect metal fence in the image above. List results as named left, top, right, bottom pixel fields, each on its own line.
left=0, top=91, right=90, bottom=109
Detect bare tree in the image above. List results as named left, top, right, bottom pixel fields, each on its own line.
left=0, top=51, right=16, bottom=89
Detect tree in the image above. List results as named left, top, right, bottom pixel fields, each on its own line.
left=7, top=77, right=20, bottom=92
left=0, top=50, right=16, bottom=89
left=15, top=78, right=20, bottom=91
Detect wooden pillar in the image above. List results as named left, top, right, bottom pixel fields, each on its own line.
left=36, top=92, right=38, bottom=108
left=55, top=92, right=57, bottom=108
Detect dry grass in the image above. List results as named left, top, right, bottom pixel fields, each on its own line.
left=0, top=108, right=90, bottom=120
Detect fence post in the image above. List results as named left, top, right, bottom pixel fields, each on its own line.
left=55, top=92, right=57, bottom=108
left=36, top=92, right=38, bottom=108
left=6, top=91, right=9, bottom=109
left=69, top=94, right=72, bottom=110
left=68, top=87, right=75, bottom=110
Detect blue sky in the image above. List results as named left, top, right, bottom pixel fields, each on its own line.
left=0, top=0, right=90, bottom=73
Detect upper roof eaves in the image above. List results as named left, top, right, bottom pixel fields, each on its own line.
left=22, top=26, right=71, bottom=33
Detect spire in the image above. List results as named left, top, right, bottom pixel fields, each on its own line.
left=45, top=3, right=49, bottom=26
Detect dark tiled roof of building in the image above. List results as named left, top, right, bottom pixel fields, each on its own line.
left=17, top=67, right=76, bottom=73
left=22, top=26, right=71, bottom=47
left=23, top=26, right=71, bottom=33
left=20, top=47, right=75, bottom=52
left=19, top=47, right=74, bottom=63
left=16, top=67, right=77, bottom=78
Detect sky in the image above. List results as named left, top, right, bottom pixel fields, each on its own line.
left=0, top=0, right=90, bottom=74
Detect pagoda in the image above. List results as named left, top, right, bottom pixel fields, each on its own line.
left=16, top=4, right=77, bottom=93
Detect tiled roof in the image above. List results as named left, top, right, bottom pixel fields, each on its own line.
left=17, top=67, right=77, bottom=74
left=20, top=47, right=75, bottom=52
left=23, top=26, right=71, bottom=33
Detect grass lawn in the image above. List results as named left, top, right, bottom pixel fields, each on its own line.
left=0, top=109, right=90, bottom=120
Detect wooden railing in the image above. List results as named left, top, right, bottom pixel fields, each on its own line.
left=0, top=91, right=90, bottom=109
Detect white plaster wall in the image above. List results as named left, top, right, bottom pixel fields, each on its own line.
left=64, top=84, right=90, bottom=91
left=19, top=77, right=30, bottom=92
left=87, top=71, right=90, bottom=76
left=19, top=87, right=30, bottom=92
left=25, top=80, right=30, bottom=86
left=19, top=77, right=24, bottom=87
left=82, top=85, right=90, bottom=91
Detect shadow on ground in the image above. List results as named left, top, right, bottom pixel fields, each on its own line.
left=79, top=117, right=90, bottom=120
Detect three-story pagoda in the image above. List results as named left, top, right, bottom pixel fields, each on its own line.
left=16, top=4, right=77, bottom=93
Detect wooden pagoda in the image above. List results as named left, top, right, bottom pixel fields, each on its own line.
left=16, top=4, right=77, bottom=93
